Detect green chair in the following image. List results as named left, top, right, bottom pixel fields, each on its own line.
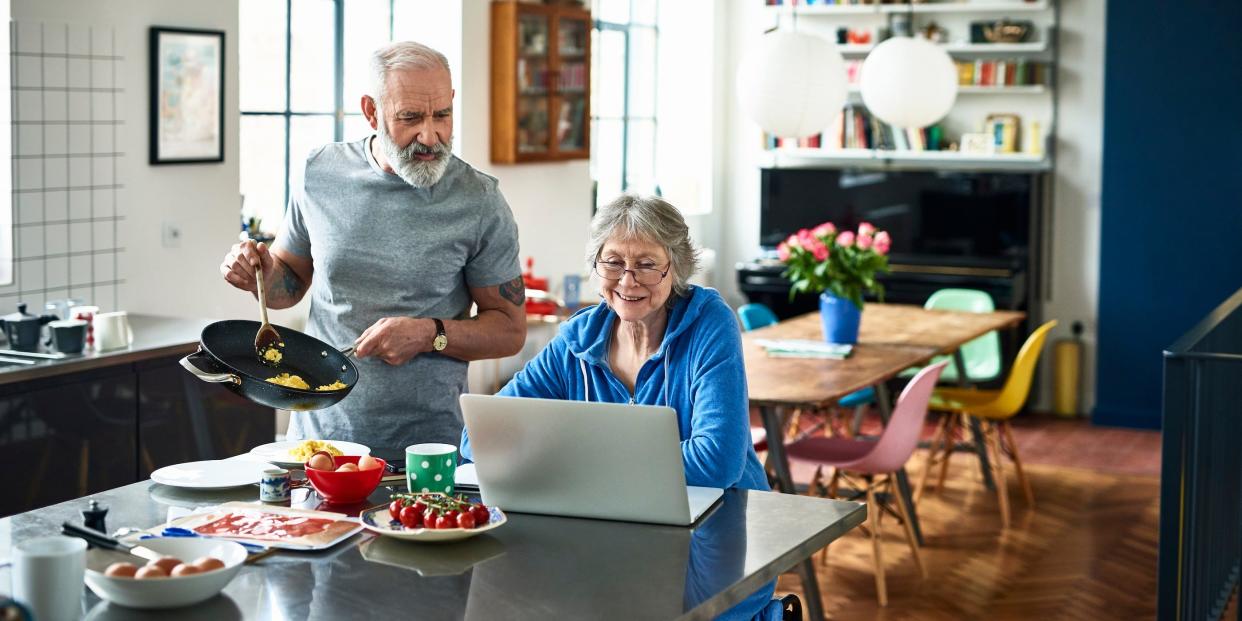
left=900, top=288, right=1002, bottom=384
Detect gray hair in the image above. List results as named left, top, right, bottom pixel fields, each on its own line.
left=587, top=193, right=701, bottom=299
left=369, top=41, right=451, bottom=106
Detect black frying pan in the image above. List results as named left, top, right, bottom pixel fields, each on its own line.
left=180, top=320, right=359, bottom=411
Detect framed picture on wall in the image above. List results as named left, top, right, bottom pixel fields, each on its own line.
left=149, top=27, right=225, bottom=165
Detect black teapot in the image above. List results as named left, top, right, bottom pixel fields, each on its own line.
left=0, top=303, right=58, bottom=351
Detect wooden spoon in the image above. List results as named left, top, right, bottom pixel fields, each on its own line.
left=253, top=262, right=284, bottom=366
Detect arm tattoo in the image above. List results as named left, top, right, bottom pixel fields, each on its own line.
left=271, top=263, right=307, bottom=300
left=498, top=276, right=526, bottom=307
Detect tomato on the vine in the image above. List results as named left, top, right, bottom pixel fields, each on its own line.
left=388, top=500, right=404, bottom=522
left=412, top=500, right=427, bottom=515
left=423, top=508, right=439, bottom=526
left=471, top=505, right=490, bottom=525
left=435, top=515, right=456, bottom=529
left=398, top=505, right=422, bottom=529
left=457, top=511, right=476, bottom=529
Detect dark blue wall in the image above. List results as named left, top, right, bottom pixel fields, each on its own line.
left=1095, top=1, right=1242, bottom=428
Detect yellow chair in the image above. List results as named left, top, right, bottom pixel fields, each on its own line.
left=917, top=320, right=1057, bottom=529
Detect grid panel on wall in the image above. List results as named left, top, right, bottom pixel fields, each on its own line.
left=4, top=21, right=124, bottom=315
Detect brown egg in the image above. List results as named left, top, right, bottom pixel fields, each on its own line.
left=191, top=556, right=226, bottom=572
left=104, top=562, right=139, bottom=578
left=335, top=463, right=359, bottom=472
left=308, top=451, right=336, bottom=471
left=170, top=564, right=201, bottom=577
left=134, top=565, right=168, bottom=579
left=147, top=557, right=182, bottom=574
left=357, top=455, right=381, bottom=471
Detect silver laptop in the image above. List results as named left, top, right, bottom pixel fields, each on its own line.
left=460, top=394, right=724, bottom=526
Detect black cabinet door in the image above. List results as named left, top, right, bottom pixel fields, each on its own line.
left=136, top=355, right=275, bottom=478
left=0, top=369, right=137, bottom=517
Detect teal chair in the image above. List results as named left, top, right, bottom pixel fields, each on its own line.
left=900, top=289, right=1003, bottom=384
left=736, top=303, right=876, bottom=409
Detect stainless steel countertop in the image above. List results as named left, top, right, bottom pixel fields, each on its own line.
left=0, top=479, right=866, bottom=619
left=0, top=314, right=210, bottom=385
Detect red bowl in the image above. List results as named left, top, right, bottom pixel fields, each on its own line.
left=303, top=455, right=386, bottom=504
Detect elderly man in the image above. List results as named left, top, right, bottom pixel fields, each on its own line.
left=221, top=41, right=526, bottom=449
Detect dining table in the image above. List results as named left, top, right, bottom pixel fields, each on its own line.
left=742, top=304, right=1026, bottom=549
left=0, top=471, right=865, bottom=620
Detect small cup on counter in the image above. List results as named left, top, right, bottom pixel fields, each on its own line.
left=94, top=311, right=133, bottom=352
left=260, top=468, right=292, bottom=503
left=46, top=319, right=89, bottom=354
left=68, top=305, right=100, bottom=349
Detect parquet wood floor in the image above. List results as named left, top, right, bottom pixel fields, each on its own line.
left=777, top=455, right=1160, bottom=620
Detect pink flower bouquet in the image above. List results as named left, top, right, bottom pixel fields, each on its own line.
left=777, top=222, right=892, bottom=310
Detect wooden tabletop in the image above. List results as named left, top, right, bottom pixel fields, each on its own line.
left=743, top=304, right=1026, bottom=408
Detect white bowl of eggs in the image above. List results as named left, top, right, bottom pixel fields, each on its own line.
left=84, top=537, right=247, bottom=609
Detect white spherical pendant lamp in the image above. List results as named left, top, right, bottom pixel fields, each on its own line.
left=736, top=31, right=848, bottom=138
left=859, top=37, right=958, bottom=129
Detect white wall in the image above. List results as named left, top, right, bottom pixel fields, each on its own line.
left=9, top=0, right=269, bottom=325
left=716, top=3, right=1107, bottom=413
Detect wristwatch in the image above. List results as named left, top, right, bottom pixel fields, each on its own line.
left=432, top=318, right=448, bottom=352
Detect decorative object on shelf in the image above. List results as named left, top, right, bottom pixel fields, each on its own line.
left=985, top=113, right=1022, bottom=153
left=920, top=21, right=948, bottom=44
left=736, top=31, right=848, bottom=138
left=859, top=36, right=958, bottom=129
left=960, top=132, right=996, bottom=155
left=970, top=19, right=1034, bottom=44
left=1026, top=120, right=1044, bottom=156
left=149, top=27, right=225, bottom=165
left=776, top=222, right=891, bottom=344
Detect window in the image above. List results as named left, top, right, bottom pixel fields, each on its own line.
left=590, top=0, right=659, bottom=209
left=591, top=0, right=715, bottom=215
left=239, top=0, right=461, bottom=236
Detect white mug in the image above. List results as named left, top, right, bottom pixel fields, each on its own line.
left=93, top=311, right=133, bottom=351
left=12, top=535, right=87, bottom=621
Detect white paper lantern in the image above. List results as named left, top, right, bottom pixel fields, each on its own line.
left=859, top=37, right=958, bottom=129
left=736, top=31, right=848, bottom=139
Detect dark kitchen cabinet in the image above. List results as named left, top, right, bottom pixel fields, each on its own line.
left=0, top=367, right=137, bottom=517
left=137, top=355, right=273, bottom=478
left=0, top=353, right=274, bottom=517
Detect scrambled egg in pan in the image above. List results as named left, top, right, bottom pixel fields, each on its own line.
left=265, top=373, right=349, bottom=392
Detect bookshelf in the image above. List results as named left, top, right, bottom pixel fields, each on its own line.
left=762, top=0, right=1059, bottom=171
left=491, top=2, right=592, bottom=163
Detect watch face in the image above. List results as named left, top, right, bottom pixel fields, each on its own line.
left=433, top=334, right=448, bottom=351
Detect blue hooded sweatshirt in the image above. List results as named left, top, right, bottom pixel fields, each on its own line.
left=460, top=285, right=768, bottom=491
left=461, top=286, right=781, bottom=621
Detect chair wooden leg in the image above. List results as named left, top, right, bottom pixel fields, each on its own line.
left=890, top=474, right=927, bottom=580
left=983, top=421, right=1010, bottom=529
left=917, top=413, right=950, bottom=502
left=1001, top=421, right=1035, bottom=508
left=936, top=413, right=959, bottom=494
left=865, top=482, right=888, bottom=606
left=786, top=408, right=803, bottom=441
left=808, top=465, right=824, bottom=498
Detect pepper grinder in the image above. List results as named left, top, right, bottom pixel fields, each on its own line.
left=81, top=499, right=108, bottom=535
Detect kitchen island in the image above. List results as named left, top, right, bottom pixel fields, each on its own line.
left=0, top=478, right=866, bottom=619
left=0, top=315, right=273, bottom=517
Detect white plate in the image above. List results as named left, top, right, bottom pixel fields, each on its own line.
left=360, top=504, right=507, bottom=543
left=150, top=460, right=274, bottom=490
left=248, top=440, right=371, bottom=468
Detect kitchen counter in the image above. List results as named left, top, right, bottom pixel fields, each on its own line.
left=0, top=314, right=210, bottom=386
left=0, top=479, right=866, bottom=620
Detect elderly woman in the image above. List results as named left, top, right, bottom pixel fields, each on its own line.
left=461, top=194, right=785, bottom=620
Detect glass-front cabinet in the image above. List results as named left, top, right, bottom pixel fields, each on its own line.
left=492, top=2, right=591, bottom=163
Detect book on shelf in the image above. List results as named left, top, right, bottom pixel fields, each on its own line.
left=958, top=59, right=1046, bottom=87
left=756, top=339, right=854, bottom=360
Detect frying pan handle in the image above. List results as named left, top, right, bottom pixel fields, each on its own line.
left=180, top=350, right=241, bottom=385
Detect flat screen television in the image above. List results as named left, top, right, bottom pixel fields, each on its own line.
left=760, top=168, right=1034, bottom=269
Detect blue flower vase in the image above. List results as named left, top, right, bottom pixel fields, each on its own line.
left=819, top=292, right=861, bottom=344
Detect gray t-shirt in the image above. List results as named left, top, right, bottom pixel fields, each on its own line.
left=275, top=137, right=520, bottom=449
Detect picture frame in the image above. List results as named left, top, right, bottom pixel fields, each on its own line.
left=149, top=27, right=225, bottom=165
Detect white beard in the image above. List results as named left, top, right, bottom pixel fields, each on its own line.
left=375, top=115, right=453, bottom=188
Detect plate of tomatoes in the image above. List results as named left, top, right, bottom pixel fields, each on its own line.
left=360, top=492, right=506, bottom=542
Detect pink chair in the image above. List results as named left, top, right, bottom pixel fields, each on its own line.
left=784, top=361, right=948, bottom=607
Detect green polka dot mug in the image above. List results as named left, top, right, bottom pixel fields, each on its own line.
left=405, top=443, right=458, bottom=495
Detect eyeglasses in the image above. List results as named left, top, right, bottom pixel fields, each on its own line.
left=594, top=260, right=670, bottom=286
